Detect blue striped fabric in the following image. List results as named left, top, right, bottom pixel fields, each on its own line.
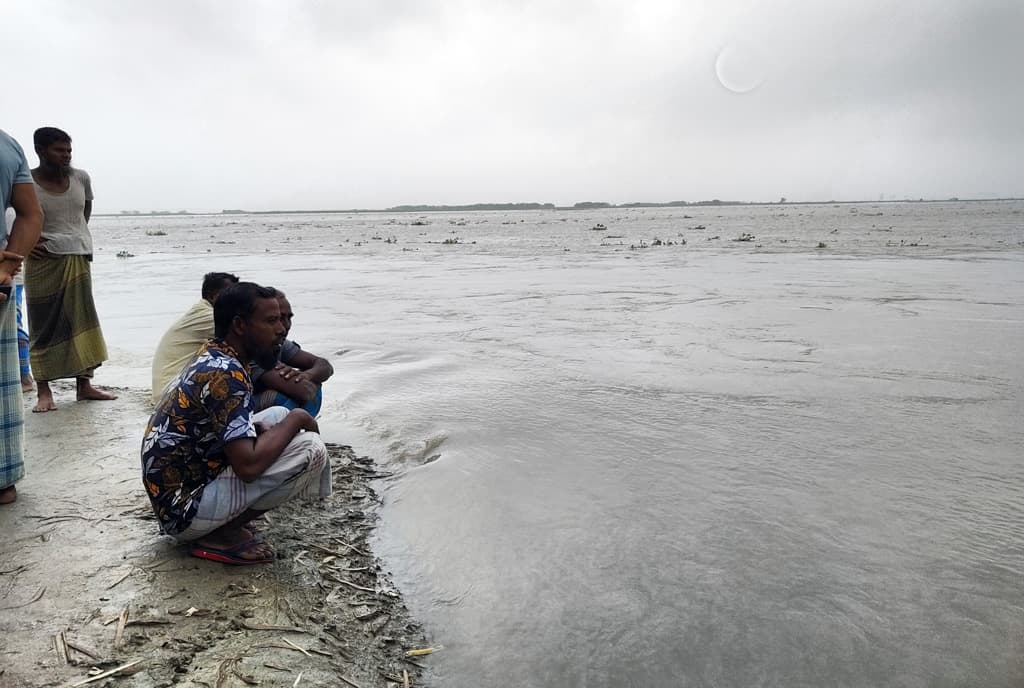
left=0, top=295, right=24, bottom=489
left=253, top=386, right=323, bottom=417
left=15, top=284, right=29, bottom=377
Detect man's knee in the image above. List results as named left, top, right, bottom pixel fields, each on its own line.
left=291, top=431, right=328, bottom=467
left=254, top=405, right=289, bottom=426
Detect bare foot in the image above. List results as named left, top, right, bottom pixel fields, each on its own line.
left=0, top=485, right=16, bottom=505
left=21, top=375, right=34, bottom=393
left=33, top=387, right=58, bottom=413
left=76, top=381, right=118, bottom=401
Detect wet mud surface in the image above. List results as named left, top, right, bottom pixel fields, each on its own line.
left=0, top=386, right=427, bottom=687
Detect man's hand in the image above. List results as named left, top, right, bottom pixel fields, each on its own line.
left=278, top=366, right=319, bottom=403
left=0, top=250, right=24, bottom=282
left=288, top=408, right=319, bottom=434
left=225, top=408, right=320, bottom=483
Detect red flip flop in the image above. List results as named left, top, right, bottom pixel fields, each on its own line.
left=190, top=539, right=274, bottom=565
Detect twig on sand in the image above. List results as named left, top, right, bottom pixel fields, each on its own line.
left=113, top=606, right=129, bottom=649
left=125, top=618, right=174, bottom=627
left=0, top=585, right=45, bottom=610
left=292, top=671, right=304, bottom=687
left=25, top=513, right=118, bottom=525
left=304, top=540, right=369, bottom=558
left=325, top=575, right=376, bottom=594
left=339, top=674, right=364, bottom=688
left=405, top=647, right=437, bottom=657
left=239, top=620, right=309, bottom=633
left=281, top=637, right=312, bottom=657
left=53, top=631, right=70, bottom=664
left=404, top=669, right=411, bottom=688
left=105, top=570, right=133, bottom=590
left=70, top=660, right=143, bottom=686
left=65, top=639, right=104, bottom=662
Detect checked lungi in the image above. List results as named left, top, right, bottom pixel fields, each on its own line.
left=0, top=291, right=24, bottom=489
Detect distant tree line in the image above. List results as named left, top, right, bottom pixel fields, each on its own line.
left=387, top=202, right=557, bottom=212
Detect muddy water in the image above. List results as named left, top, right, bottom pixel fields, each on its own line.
left=92, top=201, right=1024, bottom=687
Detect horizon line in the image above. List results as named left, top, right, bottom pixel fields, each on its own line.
left=96, top=196, right=1024, bottom=217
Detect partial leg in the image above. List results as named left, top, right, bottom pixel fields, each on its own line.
left=33, top=380, right=58, bottom=412
left=76, top=376, right=117, bottom=401
left=191, top=508, right=274, bottom=563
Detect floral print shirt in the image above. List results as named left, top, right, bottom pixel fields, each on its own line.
left=141, top=338, right=255, bottom=535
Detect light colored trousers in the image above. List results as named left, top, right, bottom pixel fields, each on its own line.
left=177, top=407, right=331, bottom=542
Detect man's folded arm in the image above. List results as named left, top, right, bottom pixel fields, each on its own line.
left=223, top=409, right=318, bottom=482
left=284, top=349, right=334, bottom=384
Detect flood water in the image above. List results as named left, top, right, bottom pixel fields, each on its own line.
left=92, top=201, right=1024, bottom=687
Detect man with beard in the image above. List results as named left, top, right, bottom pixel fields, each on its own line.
left=26, top=126, right=116, bottom=412
left=250, top=288, right=334, bottom=416
left=141, top=282, right=331, bottom=564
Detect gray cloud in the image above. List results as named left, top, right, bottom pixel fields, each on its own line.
left=2, top=0, right=1019, bottom=210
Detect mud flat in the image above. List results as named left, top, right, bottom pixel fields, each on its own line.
left=0, top=385, right=427, bottom=687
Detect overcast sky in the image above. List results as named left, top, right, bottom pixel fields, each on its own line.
left=3, top=0, right=1021, bottom=211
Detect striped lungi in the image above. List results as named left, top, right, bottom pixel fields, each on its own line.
left=176, top=407, right=332, bottom=542
left=15, top=283, right=29, bottom=377
left=25, top=253, right=109, bottom=381
left=0, top=293, right=24, bottom=489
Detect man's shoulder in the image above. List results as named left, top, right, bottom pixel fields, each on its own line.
left=0, top=132, right=29, bottom=176
left=194, top=340, right=245, bottom=369
left=172, top=300, right=214, bottom=328
left=72, top=168, right=92, bottom=194
left=281, top=339, right=302, bottom=362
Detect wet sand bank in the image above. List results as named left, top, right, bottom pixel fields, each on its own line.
left=0, top=384, right=426, bottom=687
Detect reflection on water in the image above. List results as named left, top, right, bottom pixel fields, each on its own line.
left=93, top=202, right=1024, bottom=687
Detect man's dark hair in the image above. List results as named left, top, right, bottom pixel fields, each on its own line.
left=34, top=127, right=71, bottom=149
left=202, top=272, right=240, bottom=301
left=214, top=282, right=278, bottom=338
left=262, top=285, right=285, bottom=298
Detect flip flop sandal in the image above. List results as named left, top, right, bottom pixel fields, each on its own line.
left=190, top=539, right=275, bottom=566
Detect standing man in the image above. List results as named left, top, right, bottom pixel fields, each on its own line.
left=142, top=282, right=331, bottom=564
left=151, top=271, right=239, bottom=405
left=0, top=130, right=43, bottom=505
left=26, top=127, right=116, bottom=412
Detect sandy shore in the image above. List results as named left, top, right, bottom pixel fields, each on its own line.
left=0, top=383, right=426, bottom=687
